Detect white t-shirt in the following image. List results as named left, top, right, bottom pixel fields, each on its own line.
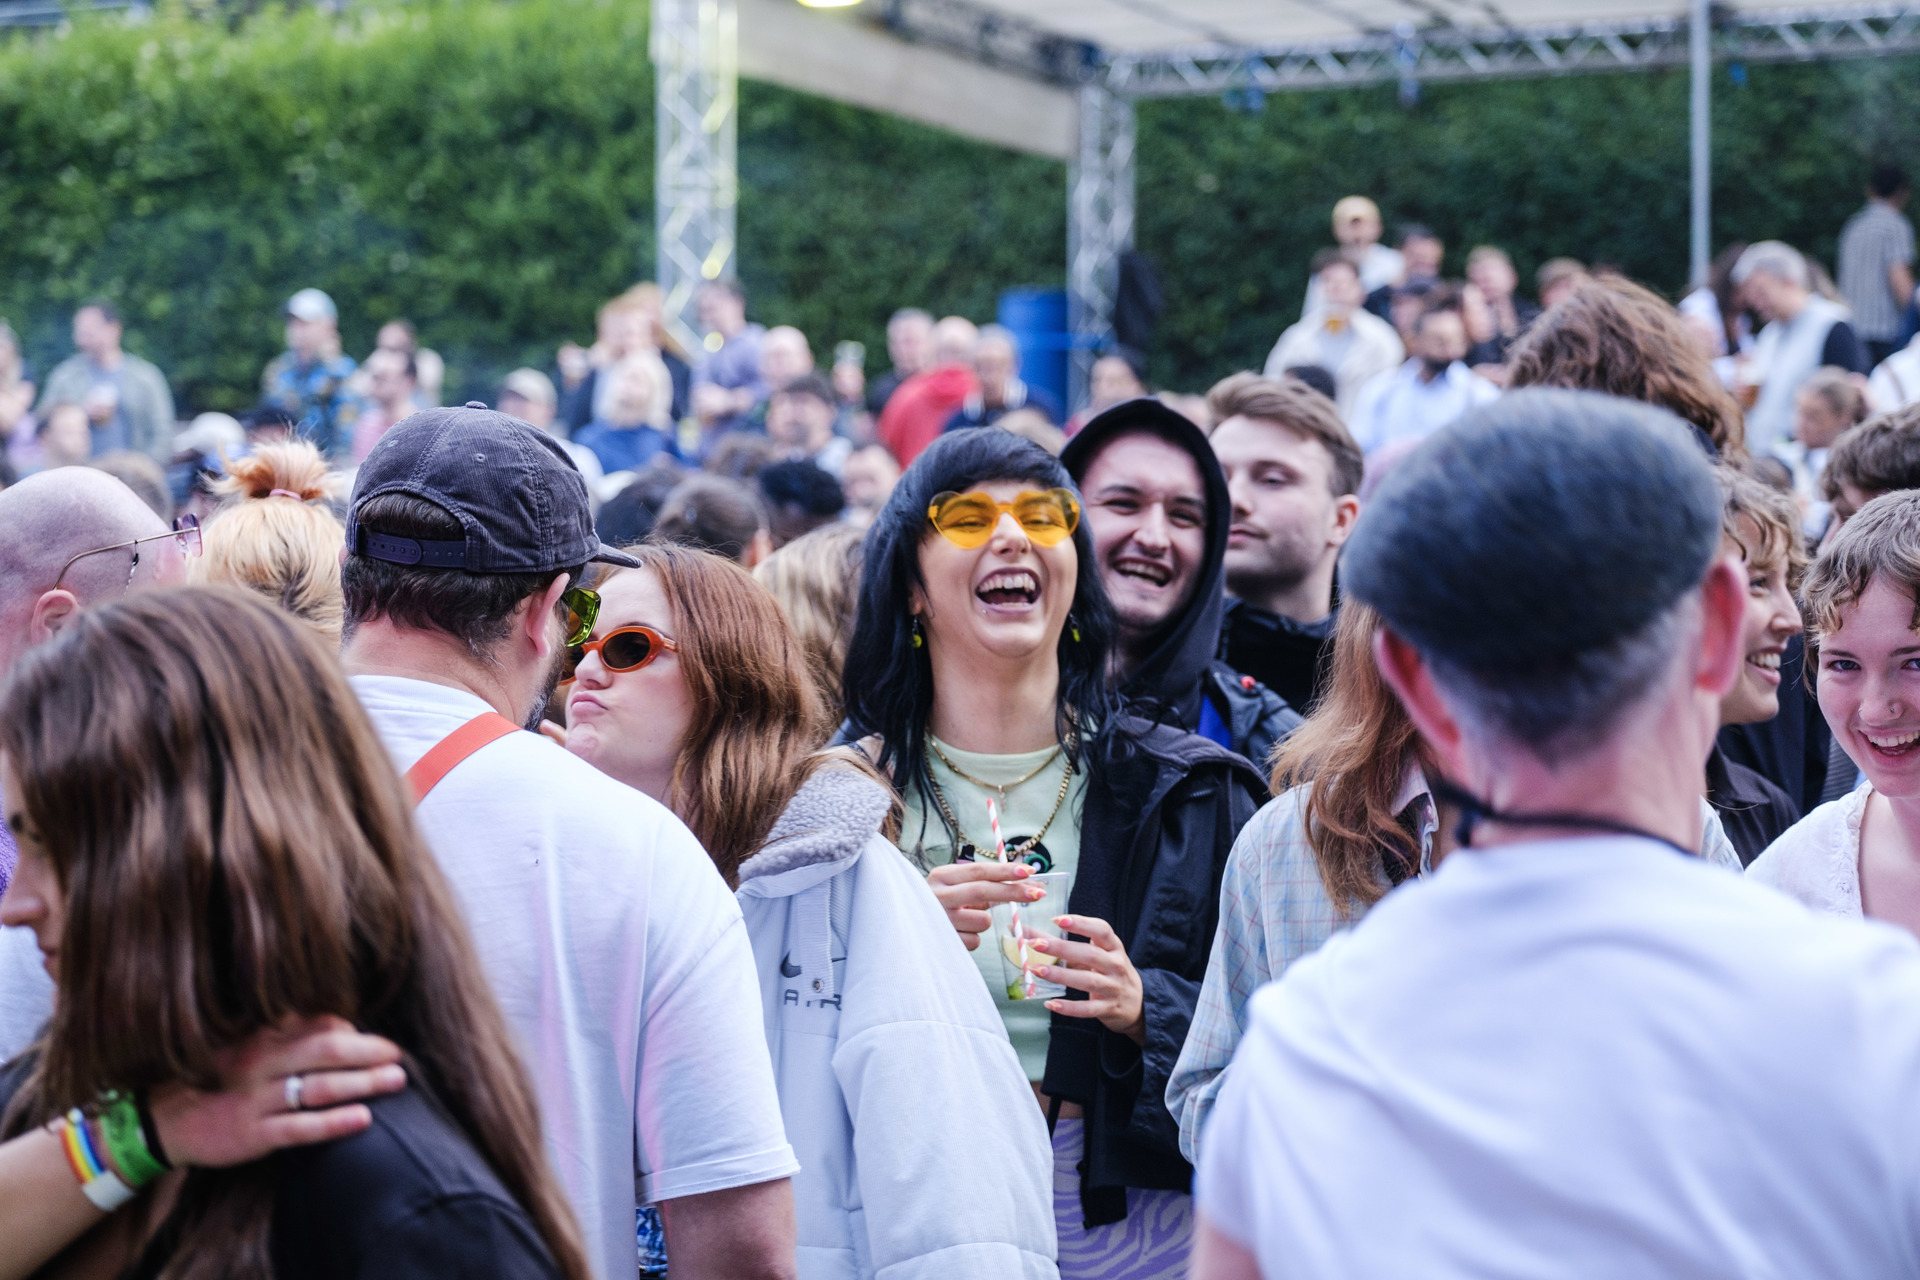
left=1747, top=785, right=1871, bottom=919
left=1198, top=833, right=1920, bottom=1279
left=353, top=676, right=797, bottom=1280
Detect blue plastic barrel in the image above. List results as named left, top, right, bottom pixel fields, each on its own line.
left=997, top=288, right=1070, bottom=416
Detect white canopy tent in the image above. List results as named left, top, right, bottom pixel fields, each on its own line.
left=659, top=0, right=1920, bottom=399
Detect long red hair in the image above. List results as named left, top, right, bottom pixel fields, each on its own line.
left=1268, top=600, right=1423, bottom=916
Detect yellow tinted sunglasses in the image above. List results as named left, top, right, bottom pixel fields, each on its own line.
left=927, top=488, right=1081, bottom=549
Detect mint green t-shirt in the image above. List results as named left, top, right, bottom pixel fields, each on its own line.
left=899, top=735, right=1087, bottom=1082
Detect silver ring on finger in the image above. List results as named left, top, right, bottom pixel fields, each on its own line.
left=284, top=1073, right=306, bottom=1112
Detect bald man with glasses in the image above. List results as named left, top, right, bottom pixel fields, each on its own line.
left=0, top=467, right=194, bottom=681
left=0, top=466, right=197, bottom=1053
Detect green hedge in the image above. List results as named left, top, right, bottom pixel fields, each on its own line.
left=0, top=0, right=1062, bottom=411
left=1, top=0, right=1917, bottom=409
left=1138, top=58, right=1920, bottom=387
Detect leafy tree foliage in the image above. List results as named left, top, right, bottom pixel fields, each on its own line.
left=1, top=0, right=1914, bottom=407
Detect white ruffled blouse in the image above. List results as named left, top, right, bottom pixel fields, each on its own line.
left=1746, top=785, right=1870, bottom=918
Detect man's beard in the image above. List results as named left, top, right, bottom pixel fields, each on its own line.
left=525, top=647, right=570, bottom=732
left=1226, top=531, right=1324, bottom=603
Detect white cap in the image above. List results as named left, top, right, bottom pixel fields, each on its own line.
left=174, top=412, right=246, bottom=459
left=286, top=288, right=338, bottom=323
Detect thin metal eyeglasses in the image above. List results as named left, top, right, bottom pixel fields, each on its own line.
left=50, top=515, right=203, bottom=593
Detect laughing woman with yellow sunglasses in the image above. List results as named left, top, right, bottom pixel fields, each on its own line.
left=843, top=427, right=1265, bottom=1280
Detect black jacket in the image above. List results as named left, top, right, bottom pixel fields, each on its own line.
left=1042, top=717, right=1264, bottom=1226
left=1220, top=595, right=1339, bottom=716
left=1706, top=744, right=1800, bottom=867
left=1061, top=400, right=1303, bottom=779
left=1719, top=634, right=1830, bottom=816
left=1203, top=660, right=1300, bottom=783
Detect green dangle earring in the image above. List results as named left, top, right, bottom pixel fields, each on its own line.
left=911, top=617, right=925, bottom=649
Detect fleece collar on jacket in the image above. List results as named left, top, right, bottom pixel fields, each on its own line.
left=736, top=764, right=891, bottom=894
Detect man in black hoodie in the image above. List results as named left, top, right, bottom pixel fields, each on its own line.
left=1061, top=398, right=1302, bottom=780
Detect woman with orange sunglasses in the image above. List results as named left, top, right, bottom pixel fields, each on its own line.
left=561, top=541, right=1054, bottom=1280
left=842, top=428, right=1264, bottom=1279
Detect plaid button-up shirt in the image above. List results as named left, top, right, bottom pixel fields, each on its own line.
left=1167, top=771, right=1435, bottom=1165
left=1167, top=773, right=1744, bottom=1164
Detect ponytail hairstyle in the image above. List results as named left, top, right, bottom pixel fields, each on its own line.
left=189, top=442, right=346, bottom=641
left=0, top=587, right=591, bottom=1280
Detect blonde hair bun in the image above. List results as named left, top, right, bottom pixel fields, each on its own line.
left=215, top=441, right=335, bottom=503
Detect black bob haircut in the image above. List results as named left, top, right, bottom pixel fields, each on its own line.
left=843, top=427, right=1121, bottom=843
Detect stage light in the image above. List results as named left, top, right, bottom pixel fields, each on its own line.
left=796, top=0, right=864, bottom=8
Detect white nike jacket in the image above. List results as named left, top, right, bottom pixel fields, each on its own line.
left=734, top=765, right=1058, bottom=1280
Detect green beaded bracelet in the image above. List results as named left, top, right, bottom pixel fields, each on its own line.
left=97, top=1092, right=169, bottom=1188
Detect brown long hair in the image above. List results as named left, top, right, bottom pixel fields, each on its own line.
left=1268, top=600, right=1422, bottom=917
left=0, top=586, right=589, bottom=1280
left=612, top=542, right=842, bottom=885
left=1507, top=275, right=1747, bottom=460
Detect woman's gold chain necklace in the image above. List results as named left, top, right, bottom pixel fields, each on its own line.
left=928, top=736, right=1061, bottom=801
left=926, top=740, right=1075, bottom=862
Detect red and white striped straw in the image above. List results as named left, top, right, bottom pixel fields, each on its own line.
left=989, top=798, right=1036, bottom=997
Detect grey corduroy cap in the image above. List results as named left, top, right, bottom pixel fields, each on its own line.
left=1341, top=389, right=1723, bottom=673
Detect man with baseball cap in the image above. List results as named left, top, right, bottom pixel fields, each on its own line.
left=261, top=287, right=359, bottom=459
left=1300, top=195, right=1404, bottom=318
left=1193, top=390, right=1920, bottom=1278
left=341, top=405, right=798, bottom=1280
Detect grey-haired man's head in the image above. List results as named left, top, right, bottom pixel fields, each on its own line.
left=1731, top=241, right=1811, bottom=325
left=1344, top=389, right=1736, bottom=769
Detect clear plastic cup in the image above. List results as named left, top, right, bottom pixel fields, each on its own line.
left=991, top=871, right=1069, bottom=1001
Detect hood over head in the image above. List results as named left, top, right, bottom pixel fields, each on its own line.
left=1061, top=397, right=1230, bottom=719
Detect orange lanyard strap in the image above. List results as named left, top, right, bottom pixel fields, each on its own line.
left=405, top=712, right=520, bottom=803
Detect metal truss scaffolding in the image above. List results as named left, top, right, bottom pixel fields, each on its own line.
left=8, top=0, right=1920, bottom=384
left=640, top=0, right=1920, bottom=407
left=1067, top=83, right=1136, bottom=408
left=1103, top=4, right=1920, bottom=97
left=652, top=0, right=739, bottom=358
